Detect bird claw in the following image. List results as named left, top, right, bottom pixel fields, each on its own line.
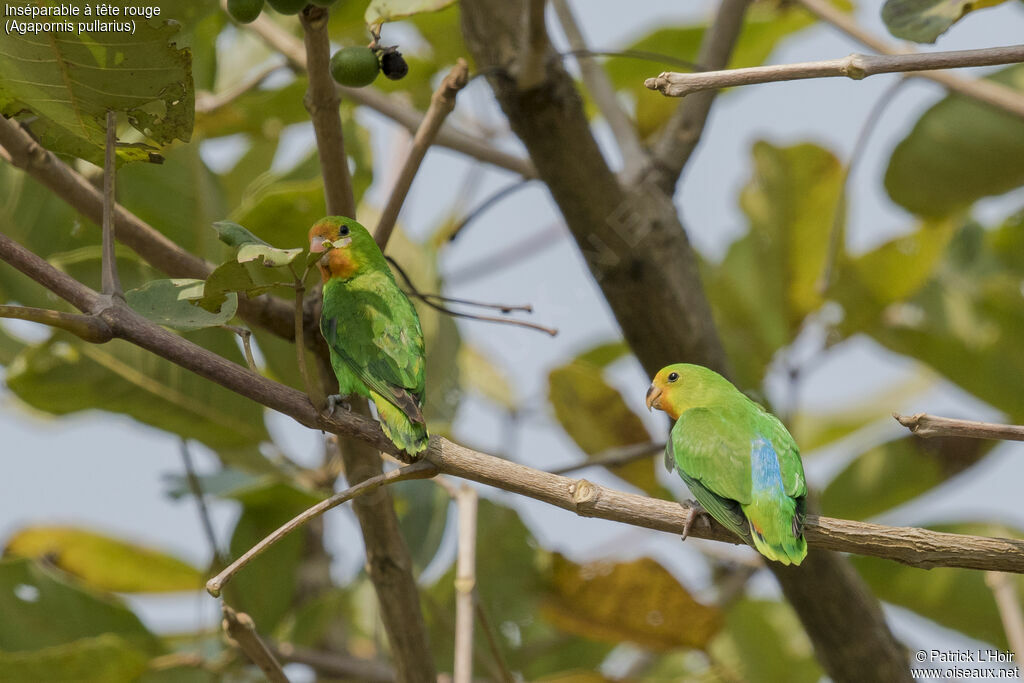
left=324, top=394, right=352, bottom=417
left=681, top=500, right=709, bottom=542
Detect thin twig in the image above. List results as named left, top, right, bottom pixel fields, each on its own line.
left=445, top=224, right=565, bottom=286
left=386, top=256, right=558, bottom=336
left=446, top=179, right=535, bottom=242
left=375, top=60, right=470, bottom=249
left=418, top=294, right=532, bottom=314
left=102, top=110, right=122, bottom=300
left=0, top=304, right=112, bottom=343
left=894, top=413, right=1024, bottom=441
left=221, top=604, right=289, bottom=683
left=798, top=0, right=1024, bottom=120
left=548, top=441, right=665, bottom=475
left=238, top=7, right=535, bottom=178
left=552, top=0, right=647, bottom=176
left=180, top=440, right=225, bottom=566
left=820, top=77, right=910, bottom=294
left=645, top=45, right=1024, bottom=97
left=986, top=572, right=1024, bottom=658
left=221, top=325, right=258, bottom=372
left=3, top=231, right=1024, bottom=574
left=454, top=485, right=479, bottom=683
left=272, top=643, right=395, bottom=682
left=474, top=601, right=514, bottom=683
left=300, top=6, right=356, bottom=217
left=206, top=460, right=437, bottom=597
left=517, top=0, right=549, bottom=90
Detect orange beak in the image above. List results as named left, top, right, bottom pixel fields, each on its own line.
left=645, top=384, right=662, bottom=412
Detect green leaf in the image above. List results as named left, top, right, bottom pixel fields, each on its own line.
left=0, top=0, right=194, bottom=164
left=704, top=141, right=843, bottom=388
left=4, top=526, right=202, bottom=594
left=541, top=554, right=722, bottom=651
left=126, top=279, right=238, bottom=330
left=852, top=522, right=1024, bottom=649
left=393, top=480, right=450, bottom=572
left=0, top=557, right=158, bottom=652
left=574, top=341, right=630, bottom=369
left=230, top=180, right=327, bottom=255
left=548, top=355, right=664, bottom=497
left=189, top=259, right=293, bottom=313
left=195, top=79, right=310, bottom=139
left=709, top=599, right=821, bottom=683
left=5, top=329, right=273, bottom=470
left=0, top=633, right=148, bottom=682
left=214, top=221, right=303, bottom=266
left=365, top=0, right=457, bottom=26
left=885, top=65, right=1024, bottom=217
left=881, top=0, right=1009, bottom=43
left=821, top=435, right=992, bottom=520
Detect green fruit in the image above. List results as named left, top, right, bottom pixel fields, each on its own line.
left=330, top=47, right=380, bottom=88
left=265, top=0, right=307, bottom=14
left=227, top=0, right=264, bottom=23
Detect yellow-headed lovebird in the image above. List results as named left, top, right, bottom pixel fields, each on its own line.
left=646, top=364, right=807, bottom=565
left=310, top=217, right=429, bottom=455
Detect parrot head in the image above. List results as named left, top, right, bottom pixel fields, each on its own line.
left=646, top=363, right=735, bottom=420
left=309, top=216, right=385, bottom=282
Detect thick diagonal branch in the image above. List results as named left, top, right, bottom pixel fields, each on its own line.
left=895, top=413, right=1024, bottom=441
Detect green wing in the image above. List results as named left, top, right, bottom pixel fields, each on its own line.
left=322, top=271, right=426, bottom=423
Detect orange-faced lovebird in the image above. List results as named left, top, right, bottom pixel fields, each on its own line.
left=646, top=364, right=807, bottom=565
left=310, top=217, right=428, bottom=455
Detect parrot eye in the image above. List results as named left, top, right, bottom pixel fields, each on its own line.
left=667, top=372, right=679, bottom=383
left=338, top=225, right=350, bottom=236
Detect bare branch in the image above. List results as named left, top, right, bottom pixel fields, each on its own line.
left=454, top=485, right=479, bottom=683
left=551, top=0, right=647, bottom=175
left=798, top=0, right=1024, bottom=120
left=646, top=45, right=1024, bottom=97
left=3, top=231, right=1023, bottom=583
left=207, top=460, right=437, bottom=597
left=300, top=6, right=356, bottom=217
left=647, top=0, right=752, bottom=191
left=180, top=440, right=224, bottom=567
left=375, top=60, right=470, bottom=249
left=517, top=0, right=549, bottom=89
left=446, top=179, right=535, bottom=242
left=221, top=605, right=288, bottom=683
left=195, top=61, right=285, bottom=114
left=895, top=413, right=1024, bottom=441
left=240, top=9, right=535, bottom=178
left=0, top=305, right=112, bottom=343
left=101, top=110, right=123, bottom=300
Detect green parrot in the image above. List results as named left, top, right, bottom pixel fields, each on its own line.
left=309, top=216, right=429, bottom=455
left=646, top=364, right=807, bottom=565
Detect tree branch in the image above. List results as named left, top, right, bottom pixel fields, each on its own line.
left=986, top=572, right=1024, bottom=658
left=300, top=6, right=356, bottom=217
left=101, top=110, right=123, bottom=300
left=4, top=230, right=1021, bottom=576
left=271, top=643, right=395, bottom=682
left=454, top=484, right=479, bottom=683
left=894, top=413, right=1024, bottom=441
left=645, top=45, right=1024, bottom=97
left=646, top=0, right=751, bottom=192
left=221, top=605, right=288, bottom=682
left=798, top=0, right=1024, bottom=120
left=517, top=0, right=549, bottom=90
left=0, top=305, right=112, bottom=343
left=207, top=460, right=438, bottom=596
left=238, top=8, right=536, bottom=178
left=375, top=60, right=470, bottom=249
left=551, top=0, right=647, bottom=176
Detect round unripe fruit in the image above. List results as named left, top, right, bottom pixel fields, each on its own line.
left=380, top=50, right=409, bottom=80
left=330, top=47, right=381, bottom=88
left=265, top=0, right=307, bottom=15
left=227, top=0, right=264, bottom=23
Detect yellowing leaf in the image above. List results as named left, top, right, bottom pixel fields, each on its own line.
left=0, top=634, right=148, bottom=682
left=881, top=0, right=1009, bottom=43
left=5, top=526, right=202, bottom=593
left=457, top=345, right=516, bottom=410
left=541, top=554, right=722, bottom=651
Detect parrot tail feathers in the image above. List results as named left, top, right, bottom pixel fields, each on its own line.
left=743, top=499, right=808, bottom=566
left=373, top=393, right=429, bottom=455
